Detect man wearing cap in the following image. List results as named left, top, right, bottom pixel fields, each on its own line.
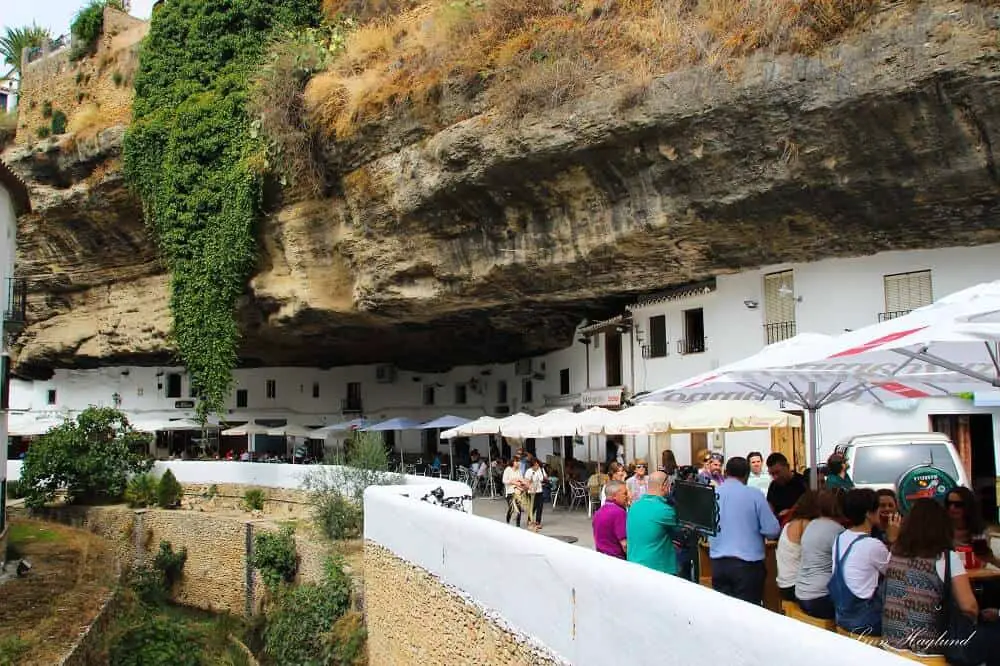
left=626, top=459, right=649, bottom=501
left=697, top=452, right=724, bottom=487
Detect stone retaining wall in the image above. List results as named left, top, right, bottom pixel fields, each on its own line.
left=59, top=586, right=124, bottom=666
left=11, top=503, right=329, bottom=615
left=364, top=542, right=560, bottom=666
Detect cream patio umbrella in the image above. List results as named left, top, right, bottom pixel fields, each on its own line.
left=669, top=400, right=802, bottom=432
left=222, top=422, right=272, bottom=455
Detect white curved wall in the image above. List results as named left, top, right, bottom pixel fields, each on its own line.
left=365, top=484, right=912, bottom=666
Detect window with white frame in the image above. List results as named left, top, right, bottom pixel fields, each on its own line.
left=883, top=270, right=932, bottom=319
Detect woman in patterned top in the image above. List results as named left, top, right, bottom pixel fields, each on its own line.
left=882, top=499, right=999, bottom=663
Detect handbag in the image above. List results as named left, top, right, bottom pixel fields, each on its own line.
left=941, top=552, right=978, bottom=666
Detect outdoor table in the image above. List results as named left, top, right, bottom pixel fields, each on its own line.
left=967, top=566, right=1000, bottom=581
left=698, top=540, right=781, bottom=614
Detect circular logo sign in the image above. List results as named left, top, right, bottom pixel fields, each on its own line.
left=896, top=465, right=958, bottom=515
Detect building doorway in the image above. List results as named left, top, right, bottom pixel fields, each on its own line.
left=605, top=331, right=622, bottom=387
left=930, top=414, right=997, bottom=524
left=770, top=410, right=805, bottom=471
left=690, top=432, right=708, bottom=466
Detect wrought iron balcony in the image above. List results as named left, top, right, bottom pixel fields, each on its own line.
left=878, top=310, right=910, bottom=322
left=764, top=321, right=796, bottom=344
left=341, top=398, right=363, bottom=414
left=677, top=337, right=706, bottom=355
left=4, top=277, right=27, bottom=332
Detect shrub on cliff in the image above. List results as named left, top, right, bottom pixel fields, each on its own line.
left=125, top=473, right=158, bottom=508
left=263, top=555, right=354, bottom=665
left=251, top=525, right=298, bottom=590
left=19, top=406, right=152, bottom=508
left=70, top=1, right=124, bottom=60
left=302, top=431, right=401, bottom=541
left=156, top=469, right=183, bottom=508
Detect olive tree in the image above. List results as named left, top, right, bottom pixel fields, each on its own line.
left=20, top=406, right=152, bottom=507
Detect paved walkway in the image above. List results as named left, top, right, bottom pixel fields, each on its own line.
left=473, top=495, right=596, bottom=550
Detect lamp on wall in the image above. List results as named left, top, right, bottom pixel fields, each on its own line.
left=112, top=392, right=122, bottom=408
left=743, top=299, right=759, bottom=310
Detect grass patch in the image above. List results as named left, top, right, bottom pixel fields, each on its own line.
left=307, top=0, right=879, bottom=135
left=7, top=522, right=63, bottom=545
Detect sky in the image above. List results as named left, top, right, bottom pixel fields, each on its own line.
left=1, top=0, right=157, bottom=39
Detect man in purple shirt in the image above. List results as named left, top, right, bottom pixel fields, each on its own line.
left=593, top=480, right=628, bottom=558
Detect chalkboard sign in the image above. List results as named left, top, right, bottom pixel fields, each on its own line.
left=673, top=479, right=720, bottom=536
left=896, top=465, right=958, bottom=515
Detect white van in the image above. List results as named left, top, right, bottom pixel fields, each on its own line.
left=834, top=432, right=971, bottom=491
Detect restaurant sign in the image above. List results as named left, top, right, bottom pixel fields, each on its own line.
left=581, top=387, right=624, bottom=408
left=896, top=465, right=957, bottom=515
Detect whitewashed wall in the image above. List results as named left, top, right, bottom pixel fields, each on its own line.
left=6, top=459, right=472, bottom=503
left=1, top=181, right=17, bottom=508
left=365, top=485, right=910, bottom=666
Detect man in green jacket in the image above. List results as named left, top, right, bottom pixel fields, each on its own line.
left=626, top=471, right=679, bottom=575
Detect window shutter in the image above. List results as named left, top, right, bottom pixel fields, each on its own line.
left=884, top=271, right=932, bottom=313
left=763, top=271, right=795, bottom=325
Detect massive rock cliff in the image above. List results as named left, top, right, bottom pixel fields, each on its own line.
left=7, top=1, right=1000, bottom=378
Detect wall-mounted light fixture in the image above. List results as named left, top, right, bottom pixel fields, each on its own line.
left=743, top=299, right=759, bottom=310
left=577, top=336, right=592, bottom=345
left=112, top=392, right=122, bottom=407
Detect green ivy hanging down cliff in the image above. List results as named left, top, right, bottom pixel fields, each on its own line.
left=123, top=0, right=320, bottom=418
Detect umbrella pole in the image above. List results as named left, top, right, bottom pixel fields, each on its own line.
left=807, top=382, right=819, bottom=490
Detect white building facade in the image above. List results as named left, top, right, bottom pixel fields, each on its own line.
left=1, top=159, right=29, bottom=550
left=9, top=243, right=1000, bottom=515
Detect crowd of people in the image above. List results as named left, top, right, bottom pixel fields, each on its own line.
left=587, top=447, right=1000, bottom=663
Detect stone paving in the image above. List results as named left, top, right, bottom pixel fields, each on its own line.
left=472, top=494, right=596, bottom=550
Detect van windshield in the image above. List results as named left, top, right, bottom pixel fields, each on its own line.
left=852, top=443, right=960, bottom=485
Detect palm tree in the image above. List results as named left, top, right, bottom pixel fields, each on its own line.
left=1, top=24, right=51, bottom=83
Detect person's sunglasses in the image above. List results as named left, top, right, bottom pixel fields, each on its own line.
left=637, top=464, right=647, bottom=468
left=946, top=500, right=965, bottom=508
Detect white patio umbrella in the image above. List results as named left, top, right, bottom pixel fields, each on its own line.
left=670, top=400, right=802, bottom=432
left=221, top=422, right=272, bottom=455
left=575, top=407, right=619, bottom=434
left=497, top=412, right=541, bottom=437
left=603, top=404, right=683, bottom=435
left=7, top=417, right=62, bottom=436
left=502, top=408, right=577, bottom=438
left=418, top=415, right=472, bottom=479
left=159, top=418, right=211, bottom=431
left=267, top=424, right=320, bottom=438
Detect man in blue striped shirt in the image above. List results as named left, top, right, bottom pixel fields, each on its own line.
left=708, top=456, right=781, bottom=606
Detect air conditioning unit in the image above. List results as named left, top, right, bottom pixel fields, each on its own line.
left=515, top=359, right=532, bottom=376
left=375, top=364, right=397, bottom=384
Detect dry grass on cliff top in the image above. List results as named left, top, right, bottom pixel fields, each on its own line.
left=307, top=0, right=878, bottom=137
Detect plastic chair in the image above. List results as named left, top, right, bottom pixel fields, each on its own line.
left=781, top=601, right=836, bottom=631
left=568, top=480, right=589, bottom=512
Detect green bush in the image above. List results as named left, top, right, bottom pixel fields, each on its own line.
left=51, top=109, right=67, bottom=134
left=156, top=469, right=183, bottom=508
left=323, top=611, right=367, bottom=666
left=112, top=70, right=124, bottom=86
left=6, top=478, right=26, bottom=500
left=312, top=490, right=362, bottom=541
left=123, top=0, right=321, bottom=418
left=35, top=126, right=51, bottom=138
left=109, top=612, right=200, bottom=666
left=131, top=540, right=187, bottom=604
left=19, top=407, right=152, bottom=508
left=70, top=1, right=124, bottom=60
left=250, top=526, right=297, bottom=590
left=41, top=100, right=52, bottom=118
left=153, top=540, right=187, bottom=589
left=125, top=473, right=158, bottom=508
left=242, top=488, right=266, bottom=512
left=303, top=430, right=401, bottom=540
left=263, top=556, right=353, bottom=665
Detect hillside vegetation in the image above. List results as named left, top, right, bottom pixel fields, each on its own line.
left=306, top=0, right=880, bottom=137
